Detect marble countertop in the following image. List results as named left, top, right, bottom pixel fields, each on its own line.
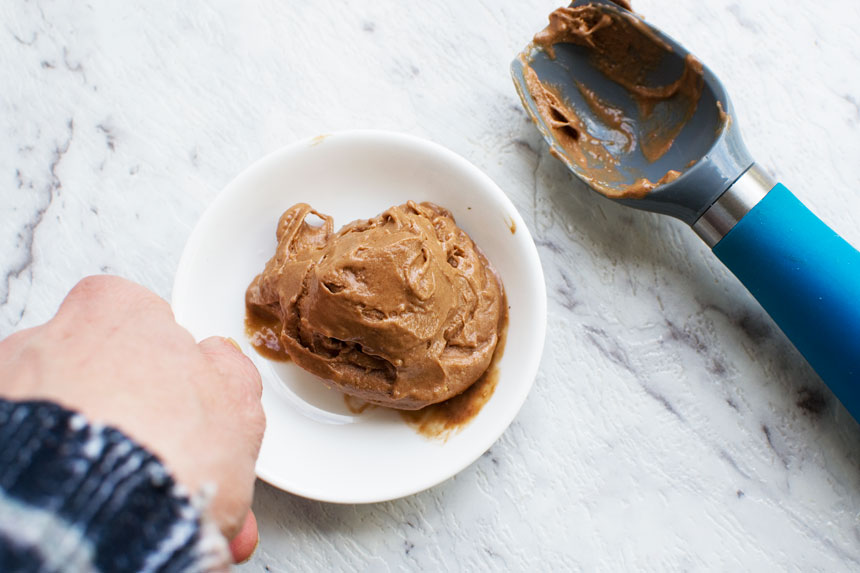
left=3, top=0, right=860, bottom=570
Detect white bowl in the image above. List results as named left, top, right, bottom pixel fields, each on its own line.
left=172, top=131, right=546, bottom=503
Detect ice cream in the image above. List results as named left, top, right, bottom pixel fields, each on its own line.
left=245, top=201, right=505, bottom=410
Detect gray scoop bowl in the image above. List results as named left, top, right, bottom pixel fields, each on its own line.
left=511, top=0, right=753, bottom=225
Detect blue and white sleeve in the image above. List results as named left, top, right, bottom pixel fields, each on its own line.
left=0, top=398, right=230, bottom=572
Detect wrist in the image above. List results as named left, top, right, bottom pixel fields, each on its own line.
left=0, top=398, right=230, bottom=571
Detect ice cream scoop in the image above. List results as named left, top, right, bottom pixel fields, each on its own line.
left=512, top=1, right=860, bottom=418
left=245, top=201, right=505, bottom=410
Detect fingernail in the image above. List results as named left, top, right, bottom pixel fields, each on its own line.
left=225, top=337, right=242, bottom=352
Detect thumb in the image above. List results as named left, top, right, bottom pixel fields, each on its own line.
left=229, top=509, right=259, bottom=563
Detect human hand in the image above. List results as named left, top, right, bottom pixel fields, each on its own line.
left=0, top=275, right=265, bottom=562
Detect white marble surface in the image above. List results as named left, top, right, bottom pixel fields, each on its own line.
left=3, top=0, right=860, bottom=570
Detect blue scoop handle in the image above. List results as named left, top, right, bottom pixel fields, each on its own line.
left=713, top=183, right=860, bottom=419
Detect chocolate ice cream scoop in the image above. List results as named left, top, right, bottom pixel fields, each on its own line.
left=246, top=201, right=505, bottom=410
left=511, top=1, right=860, bottom=420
